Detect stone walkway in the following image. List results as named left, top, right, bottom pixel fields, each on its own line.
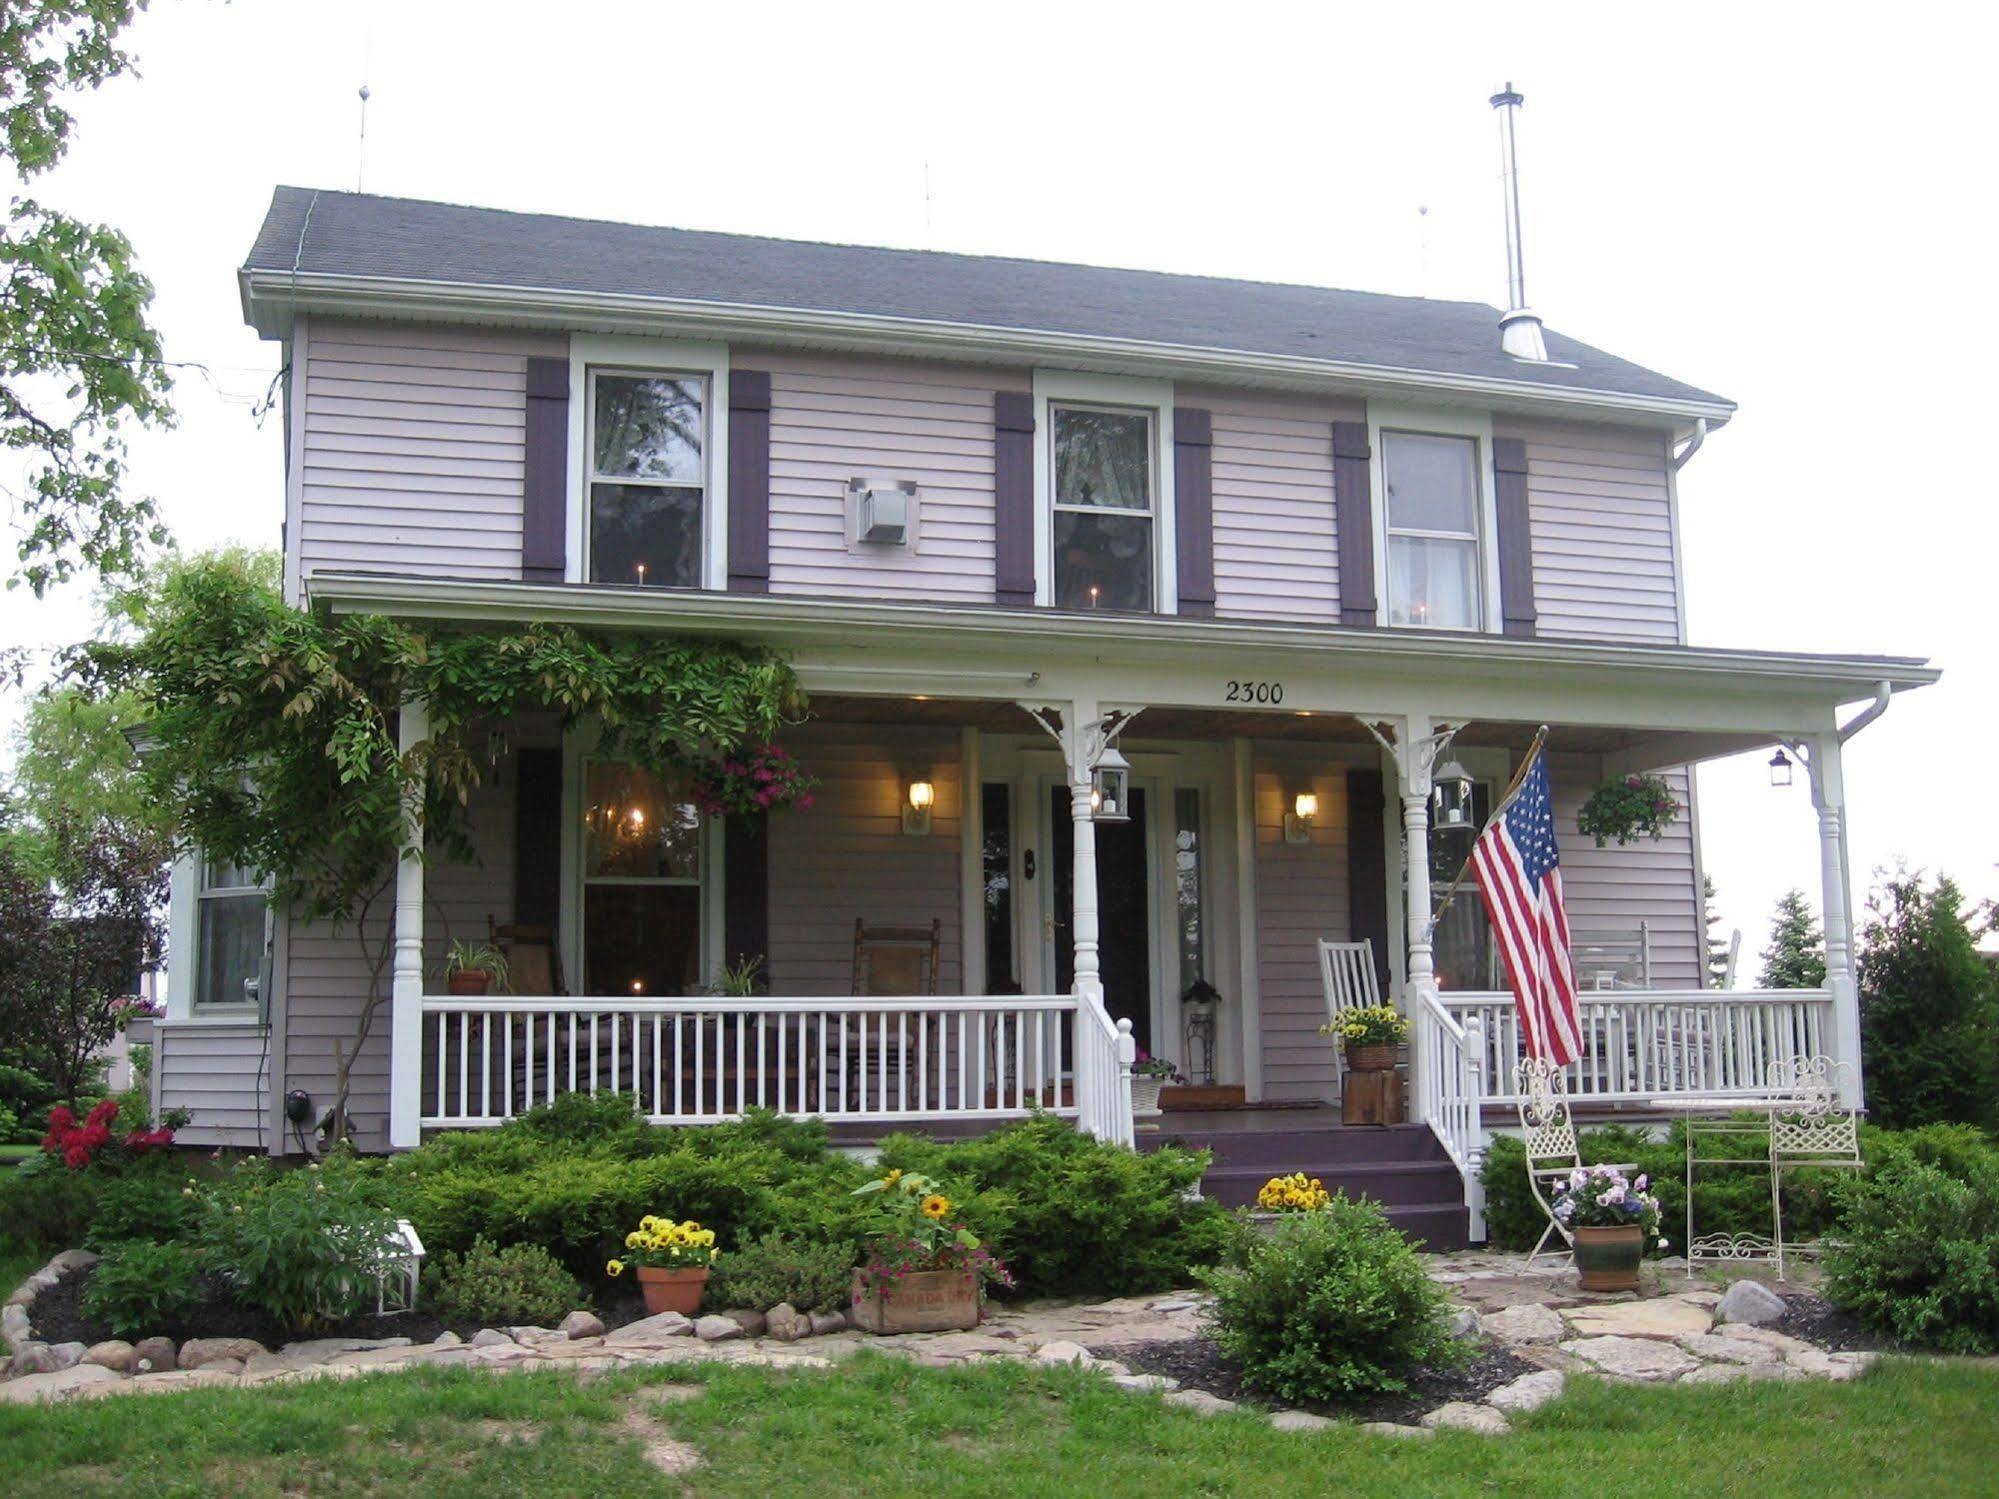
left=1, top=1250, right=1876, bottom=1434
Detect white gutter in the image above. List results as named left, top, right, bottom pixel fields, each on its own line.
left=1837, top=679, right=1894, bottom=742
left=238, top=268, right=1738, bottom=430
left=304, top=572, right=1935, bottom=697
left=1670, top=417, right=1709, bottom=471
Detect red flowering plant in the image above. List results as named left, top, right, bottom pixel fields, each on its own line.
left=41, top=1097, right=179, bottom=1169
left=690, top=743, right=817, bottom=818
left=1576, top=773, right=1682, bottom=848
left=848, top=1169, right=1014, bottom=1300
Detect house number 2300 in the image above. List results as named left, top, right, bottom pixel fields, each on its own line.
left=1225, top=680, right=1285, bottom=704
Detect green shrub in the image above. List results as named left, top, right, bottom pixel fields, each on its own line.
left=81, top=1240, right=203, bottom=1337
left=878, top=1114, right=1228, bottom=1298
left=1196, top=1198, right=1460, bottom=1401
left=1824, top=1156, right=1999, bottom=1353
left=1858, top=873, right=1999, bottom=1132
left=199, top=1156, right=403, bottom=1331
left=0, top=1102, right=16, bottom=1145
left=709, top=1232, right=857, bottom=1313
left=82, top=1165, right=199, bottom=1250
left=425, top=1237, right=583, bottom=1328
left=0, top=1150, right=100, bottom=1249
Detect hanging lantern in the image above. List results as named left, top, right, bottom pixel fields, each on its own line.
left=1091, top=744, right=1132, bottom=823
left=1433, top=760, right=1476, bottom=829
left=1768, top=749, right=1793, bottom=788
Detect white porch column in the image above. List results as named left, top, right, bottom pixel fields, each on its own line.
left=1069, top=773, right=1104, bottom=1006
left=1808, top=732, right=1864, bottom=1108
left=386, top=695, right=429, bottom=1150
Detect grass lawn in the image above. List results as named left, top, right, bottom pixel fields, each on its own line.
left=0, top=1144, right=34, bottom=1164
left=0, top=1239, right=40, bottom=1298
left=0, top=1352, right=1994, bottom=1498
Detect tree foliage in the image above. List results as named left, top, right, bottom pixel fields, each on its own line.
left=3, top=682, right=160, bottom=875
left=1858, top=873, right=1999, bottom=1132
left=0, top=1, right=172, bottom=594
left=1702, top=875, right=1734, bottom=988
left=1760, top=887, right=1828, bottom=990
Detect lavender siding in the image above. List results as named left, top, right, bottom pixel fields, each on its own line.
left=764, top=724, right=963, bottom=995
left=1495, top=418, right=1681, bottom=643
left=297, top=320, right=565, bottom=585
left=155, top=1025, right=268, bottom=1148
left=1552, top=757, right=1703, bottom=987
left=758, top=351, right=1028, bottom=602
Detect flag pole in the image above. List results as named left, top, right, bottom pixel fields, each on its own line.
left=1426, top=724, right=1550, bottom=931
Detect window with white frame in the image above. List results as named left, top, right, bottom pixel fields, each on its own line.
left=1050, top=404, right=1155, bottom=611
left=580, top=763, right=704, bottom=996
left=587, top=371, right=707, bottom=589
left=1382, top=430, right=1485, bottom=630
left=195, top=858, right=267, bottom=1011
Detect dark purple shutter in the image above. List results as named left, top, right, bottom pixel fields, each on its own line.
left=1345, top=768, right=1391, bottom=992
left=522, top=357, right=569, bottom=582
left=1331, top=420, right=1376, bottom=628
left=728, top=370, right=772, bottom=594
left=1492, top=436, right=1537, bottom=638
left=1173, top=407, right=1215, bottom=617
left=994, top=392, right=1036, bottom=607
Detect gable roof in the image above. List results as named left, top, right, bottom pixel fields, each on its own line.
left=241, top=186, right=1731, bottom=418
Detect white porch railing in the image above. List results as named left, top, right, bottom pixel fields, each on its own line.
left=416, top=993, right=1121, bottom=1133
left=1412, top=987, right=1488, bottom=1238
left=1440, top=988, right=1836, bottom=1105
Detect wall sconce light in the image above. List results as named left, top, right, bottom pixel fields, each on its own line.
left=903, top=777, right=934, bottom=836
left=1091, top=745, right=1132, bottom=823
left=1432, top=760, right=1476, bottom=830
left=1768, top=749, right=1793, bottom=788
left=1285, top=790, right=1318, bottom=844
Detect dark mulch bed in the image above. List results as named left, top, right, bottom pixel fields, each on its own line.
left=1776, top=1290, right=1911, bottom=1355
left=1092, top=1335, right=1537, bottom=1426
left=29, top=1265, right=653, bottom=1351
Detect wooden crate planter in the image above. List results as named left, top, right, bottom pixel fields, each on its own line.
left=849, top=1268, right=981, bottom=1333
left=1340, top=1067, right=1405, bottom=1126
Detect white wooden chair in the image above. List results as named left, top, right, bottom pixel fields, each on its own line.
left=1767, top=1054, right=1862, bottom=1277
left=1515, top=1057, right=1638, bottom=1268
left=1318, top=939, right=1382, bottom=1096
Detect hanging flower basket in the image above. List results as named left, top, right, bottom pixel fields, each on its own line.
left=690, top=743, right=818, bottom=818
left=1576, top=774, right=1682, bottom=847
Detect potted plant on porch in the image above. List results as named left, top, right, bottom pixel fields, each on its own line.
left=1324, top=1004, right=1408, bottom=1073
left=607, top=1216, right=721, bottom=1315
left=442, top=940, right=511, bottom=997
left=1552, top=1166, right=1668, bottom=1292
left=847, top=1169, right=1013, bottom=1333
left=1129, top=1049, right=1180, bottom=1117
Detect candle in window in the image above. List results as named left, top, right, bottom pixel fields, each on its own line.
left=1088, top=584, right=1101, bottom=608
left=630, top=979, right=644, bottom=995
left=635, top=563, right=648, bottom=586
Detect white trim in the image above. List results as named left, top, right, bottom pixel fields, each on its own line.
left=1664, top=430, right=1692, bottom=645
left=282, top=315, right=309, bottom=607
left=1032, top=370, right=1177, bottom=612
left=240, top=268, right=1737, bottom=430
left=1368, top=402, right=1501, bottom=634
left=958, top=727, right=983, bottom=998
left=565, top=334, right=730, bottom=591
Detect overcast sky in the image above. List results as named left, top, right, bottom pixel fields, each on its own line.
left=2, top=0, right=1993, bottom=970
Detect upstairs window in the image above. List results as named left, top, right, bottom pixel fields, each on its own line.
left=196, top=858, right=266, bottom=1011
left=588, top=371, right=706, bottom=589
left=1383, top=430, right=1483, bottom=630
left=1051, top=405, right=1154, bottom=611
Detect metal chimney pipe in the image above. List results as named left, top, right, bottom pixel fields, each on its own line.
left=1489, top=82, right=1549, bottom=362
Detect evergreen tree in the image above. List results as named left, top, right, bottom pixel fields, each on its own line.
left=1857, top=873, right=1999, bottom=1131
left=1702, top=876, right=1735, bottom=988
left=1760, top=888, right=1827, bottom=990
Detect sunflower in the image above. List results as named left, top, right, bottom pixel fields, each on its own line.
left=920, top=1194, right=951, bottom=1220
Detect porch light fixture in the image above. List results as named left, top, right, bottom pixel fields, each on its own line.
left=1091, top=745, right=1132, bottom=823
left=903, top=778, right=934, bottom=836
left=1433, top=760, right=1476, bottom=829
left=1768, top=749, right=1793, bottom=788
left=1285, top=791, right=1318, bottom=844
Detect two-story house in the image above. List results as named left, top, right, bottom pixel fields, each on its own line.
left=153, top=187, right=1935, bottom=1245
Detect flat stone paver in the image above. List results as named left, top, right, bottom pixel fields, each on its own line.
left=1559, top=1335, right=1701, bottom=1382
left=1562, top=1299, right=1713, bottom=1340
left=1479, top=1304, right=1566, bottom=1344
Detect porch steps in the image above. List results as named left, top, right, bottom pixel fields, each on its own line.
left=1141, top=1112, right=1472, bottom=1250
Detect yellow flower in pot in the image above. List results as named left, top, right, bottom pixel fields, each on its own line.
left=610, top=1215, right=719, bottom=1316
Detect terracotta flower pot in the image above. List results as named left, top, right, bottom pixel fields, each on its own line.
left=1344, top=1042, right=1399, bottom=1073
left=446, top=970, right=491, bottom=996
left=849, top=1267, right=980, bottom=1333
left=637, top=1265, right=709, bottom=1316
left=1572, top=1223, right=1645, bottom=1292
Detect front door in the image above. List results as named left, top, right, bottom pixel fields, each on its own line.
left=1049, top=785, right=1152, bottom=1054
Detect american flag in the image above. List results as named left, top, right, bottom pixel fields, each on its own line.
left=1470, top=750, right=1580, bottom=1065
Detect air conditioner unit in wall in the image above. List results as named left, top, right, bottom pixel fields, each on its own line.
left=850, top=478, right=915, bottom=543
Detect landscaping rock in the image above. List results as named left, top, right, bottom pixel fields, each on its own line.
left=1111, top=1373, right=1178, bottom=1393
left=1, top=1302, right=31, bottom=1347
left=722, top=1309, right=766, bottom=1336
left=1445, top=1306, right=1481, bottom=1340
left=1270, top=1410, right=1334, bottom=1433
left=430, top=1331, right=464, bottom=1349
left=4, top=1284, right=33, bottom=1308
left=1715, top=1280, right=1787, bottom=1326
left=1563, top=1299, right=1711, bottom=1340
left=559, top=1311, right=607, bottom=1341
left=1162, top=1389, right=1236, bottom=1415
left=693, top=1315, right=743, bottom=1343
left=0, top=1363, right=121, bottom=1404
left=197, top=1358, right=246, bottom=1377
left=1485, top=1370, right=1565, bottom=1414
left=180, top=1338, right=266, bottom=1370
left=132, top=1337, right=176, bottom=1373
left=46, top=1250, right=100, bottom=1275
left=470, top=1329, right=517, bottom=1348
left=509, top=1327, right=567, bottom=1347
left=808, top=1310, right=848, bottom=1337
left=280, top=1337, right=413, bottom=1360
left=82, top=1341, right=137, bottom=1374
left=1033, top=1339, right=1091, bottom=1366
left=766, top=1302, right=798, bottom=1328
left=9, top=1341, right=57, bottom=1377
left=1558, top=1335, right=1700, bottom=1383
left=1479, top=1303, right=1566, bottom=1344
left=1421, top=1402, right=1511, bottom=1435
left=607, top=1312, right=694, bottom=1343
left=765, top=1311, right=812, bottom=1343
left=1678, top=1334, right=1781, bottom=1366
left=1360, top=1422, right=1435, bottom=1439
left=47, top=1342, right=87, bottom=1371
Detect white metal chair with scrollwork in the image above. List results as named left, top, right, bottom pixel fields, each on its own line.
left=1515, top=1057, right=1638, bottom=1269
left=1767, top=1054, right=1862, bottom=1278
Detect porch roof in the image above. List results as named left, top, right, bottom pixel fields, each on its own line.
left=308, top=572, right=1936, bottom=754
